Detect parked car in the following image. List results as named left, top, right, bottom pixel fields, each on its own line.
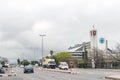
left=0, top=67, right=5, bottom=74
left=24, top=65, right=34, bottom=73
left=59, top=62, right=69, bottom=70
left=20, top=65, right=24, bottom=68
left=35, top=63, right=38, bottom=67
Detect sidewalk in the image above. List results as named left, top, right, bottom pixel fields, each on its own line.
left=0, top=68, right=16, bottom=77
left=105, top=75, right=120, bottom=80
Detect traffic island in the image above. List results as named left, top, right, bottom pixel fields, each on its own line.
left=41, top=68, right=71, bottom=73
left=0, top=74, right=8, bottom=77
left=105, top=75, right=120, bottom=80
left=0, top=73, right=16, bottom=77
left=40, top=68, right=79, bottom=74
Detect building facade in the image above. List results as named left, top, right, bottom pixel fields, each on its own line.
left=67, top=42, right=90, bottom=59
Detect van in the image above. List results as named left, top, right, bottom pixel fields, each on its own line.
left=59, top=62, right=69, bottom=70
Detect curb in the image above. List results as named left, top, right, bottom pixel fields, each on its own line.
left=40, top=68, right=79, bottom=74
left=41, top=68, right=71, bottom=74
left=0, top=74, right=8, bottom=77
left=105, top=75, right=120, bottom=80
left=8, top=73, right=17, bottom=76
left=0, top=73, right=17, bottom=77
left=8, top=69, right=17, bottom=76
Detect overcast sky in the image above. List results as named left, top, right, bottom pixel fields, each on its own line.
left=0, top=0, right=120, bottom=62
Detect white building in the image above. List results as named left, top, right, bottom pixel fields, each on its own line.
left=90, top=26, right=98, bottom=58
left=67, top=42, right=90, bottom=59
left=67, top=27, right=116, bottom=60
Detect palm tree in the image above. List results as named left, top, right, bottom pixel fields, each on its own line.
left=50, top=50, right=54, bottom=56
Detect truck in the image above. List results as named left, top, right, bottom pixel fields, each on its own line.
left=42, top=58, right=56, bottom=69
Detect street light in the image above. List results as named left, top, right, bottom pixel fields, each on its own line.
left=40, top=34, right=46, bottom=66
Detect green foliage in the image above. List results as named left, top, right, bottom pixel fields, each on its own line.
left=82, top=46, right=89, bottom=68
left=45, top=56, right=50, bottom=59
left=1, top=61, right=5, bottom=66
left=82, top=46, right=88, bottom=62
left=52, top=55, right=59, bottom=66
left=20, top=60, right=30, bottom=66
left=55, top=52, right=73, bottom=65
left=17, top=58, right=20, bottom=65
left=44, top=52, right=73, bottom=66
left=44, top=50, right=54, bottom=59
left=31, top=61, right=39, bottom=65
left=50, top=50, right=54, bottom=56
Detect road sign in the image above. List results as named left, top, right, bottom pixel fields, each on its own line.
left=69, top=59, right=74, bottom=68
left=99, top=38, right=105, bottom=44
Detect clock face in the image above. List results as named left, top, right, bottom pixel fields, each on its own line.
left=90, top=30, right=97, bottom=36
left=93, top=31, right=96, bottom=36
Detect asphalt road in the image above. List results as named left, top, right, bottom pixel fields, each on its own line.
left=0, top=76, right=22, bottom=80
left=12, top=67, right=120, bottom=80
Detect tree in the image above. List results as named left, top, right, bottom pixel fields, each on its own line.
left=17, top=58, right=20, bottom=65
left=1, top=61, right=5, bottom=67
left=55, top=52, right=73, bottom=65
left=20, top=60, right=30, bottom=66
left=115, top=43, right=120, bottom=59
left=31, top=61, right=39, bottom=65
left=94, top=49, right=105, bottom=68
left=82, top=46, right=88, bottom=60
left=50, top=50, right=54, bottom=56
left=44, top=50, right=54, bottom=59
left=45, top=56, right=50, bottom=59
left=82, top=46, right=89, bottom=68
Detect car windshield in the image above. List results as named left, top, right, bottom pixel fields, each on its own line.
left=25, top=65, right=32, bottom=68
left=63, top=64, right=68, bottom=66
left=48, top=61, right=56, bottom=64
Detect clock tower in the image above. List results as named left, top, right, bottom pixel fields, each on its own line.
left=90, top=25, right=98, bottom=68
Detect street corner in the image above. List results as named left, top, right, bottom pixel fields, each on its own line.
left=105, top=75, right=120, bottom=80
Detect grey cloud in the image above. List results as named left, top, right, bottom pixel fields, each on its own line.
left=0, top=0, right=120, bottom=61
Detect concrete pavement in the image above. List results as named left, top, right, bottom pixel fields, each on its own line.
left=105, top=75, right=120, bottom=80
left=14, top=67, right=120, bottom=80
left=0, top=76, right=22, bottom=80
left=40, top=68, right=120, bottom=80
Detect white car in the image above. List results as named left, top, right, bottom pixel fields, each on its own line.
left=59, top=62, right=69, bottom=70
left=20, top=65, right=24, bottom=68
left=35, top=64, right=38, bottom=67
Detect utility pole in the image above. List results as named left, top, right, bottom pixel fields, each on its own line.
left=40, top=34, right=46, bottom=66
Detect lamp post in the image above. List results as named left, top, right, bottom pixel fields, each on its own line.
left=40, top=34, right=46, bottom=66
